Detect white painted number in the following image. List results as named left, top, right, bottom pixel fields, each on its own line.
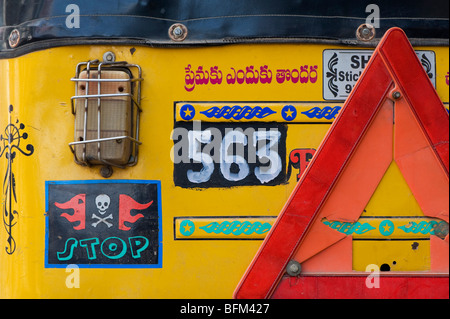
left=186, top=129, right=282, bottom=184
left=187, top=130, right=214, bottom=183
left=253, top=130, right=282, bottom=184
left=220, top=130, right=250, bottom=182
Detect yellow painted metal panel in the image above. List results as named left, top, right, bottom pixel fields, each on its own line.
left=353, top=239, right=431, bottom=272
left=350, top=161, right=448, bottom=272
left=362, top=161, right=425, bottom=217
left=0, top=43, right=448, bottom=298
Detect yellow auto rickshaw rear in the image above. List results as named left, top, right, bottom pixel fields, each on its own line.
left=0, top=0, right=448, bottom=299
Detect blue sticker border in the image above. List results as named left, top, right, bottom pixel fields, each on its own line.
left=44, top=179, right=163, bottom=269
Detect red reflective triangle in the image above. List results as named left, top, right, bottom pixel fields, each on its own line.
left=234, top=28, right=449, bottom=299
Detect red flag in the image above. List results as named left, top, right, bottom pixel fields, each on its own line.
left=119, top=194, right=153, bottom=231
left=55, top=194, right=86, bottom=230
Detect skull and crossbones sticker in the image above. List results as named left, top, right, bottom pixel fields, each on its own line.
left=47, top=180, right=161, bottom=267
left=92, top=194, right=113, bottom=228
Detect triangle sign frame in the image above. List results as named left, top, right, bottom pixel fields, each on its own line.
left=234, top=28, right=449, bottom=299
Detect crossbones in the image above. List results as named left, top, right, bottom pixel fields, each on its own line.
left=92, top=213, right=113, bottom=228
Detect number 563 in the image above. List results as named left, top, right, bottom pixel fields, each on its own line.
left=172, top=123, right=286, bottom=187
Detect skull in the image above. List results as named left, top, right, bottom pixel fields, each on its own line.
left=95, top=194, right=110, bottom=215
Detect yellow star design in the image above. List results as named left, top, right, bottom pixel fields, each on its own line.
left=183, top=224, right=192, bottom=233
left=383, top=224, right=392, bottom=233
left=284, top=108, right=294, bottom=118
left=183, top=107, right=193, bottom=118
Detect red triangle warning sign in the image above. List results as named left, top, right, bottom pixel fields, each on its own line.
left=234, top=28, right=449, bottom=299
